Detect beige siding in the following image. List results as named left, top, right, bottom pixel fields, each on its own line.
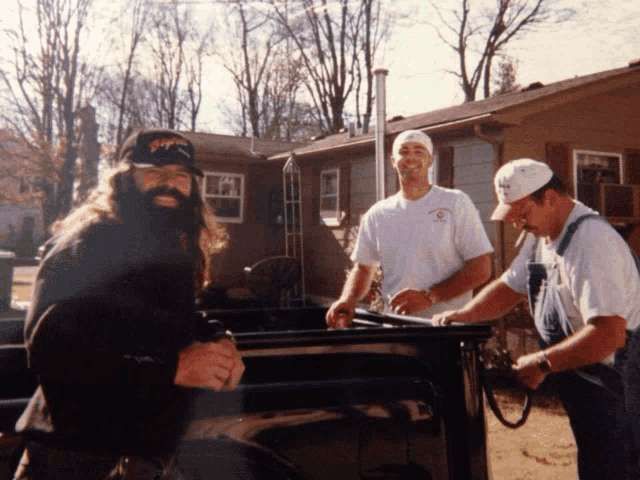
left=448, top=140, right=496, bottom=245
left=499, top=83, right=640, bottom=266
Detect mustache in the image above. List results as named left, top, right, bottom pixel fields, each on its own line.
left=141, top=186, right=189, bottom=205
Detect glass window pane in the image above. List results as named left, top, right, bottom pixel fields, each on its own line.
left=205, top=175, right=219, bottom=195
left=321, top=197, right=337, bottom=211
left=322, top=173, right=337, bottom=194
left=577, top=152, right=620, bottom=184
left=208, top=197, right=240, bottom=218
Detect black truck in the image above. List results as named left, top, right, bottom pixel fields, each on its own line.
left=0, top=306, right=493, bottom=480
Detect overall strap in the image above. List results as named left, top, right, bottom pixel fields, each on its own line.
left=556, top=214, right=640, bottom=275
left=557, top=214, right=603, bottom=256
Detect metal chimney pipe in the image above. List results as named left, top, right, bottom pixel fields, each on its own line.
left=374, top=68, right=389, bottom=202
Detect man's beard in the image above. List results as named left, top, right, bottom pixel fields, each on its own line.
left=120, top=186, right=198, bottom=238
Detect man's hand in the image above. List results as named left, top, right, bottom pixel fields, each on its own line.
left=388, top=288, right=432, bottom=315
left=512, top=352, right=548, bottom=390
left=326, top=299, right=356, bottom=329
left=174, top=338, right=244, bottom=391
left=432, top=309, right=469, bottom=326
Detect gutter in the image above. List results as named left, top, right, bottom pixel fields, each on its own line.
left=268, top=113, right=497, bottom=162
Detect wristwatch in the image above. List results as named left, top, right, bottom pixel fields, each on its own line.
left=537, top=352, right=552, bottom=373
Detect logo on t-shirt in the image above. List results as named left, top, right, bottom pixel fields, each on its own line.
left=430, top=208, right=452, bottom=222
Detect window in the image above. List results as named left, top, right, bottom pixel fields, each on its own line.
left=320, top=168, right=342, bottom=226
left=202, top=172, right=244, bottom=223
left=574, top=150, right=635, bottom=218
left=574, top=150, right=623, bottom=186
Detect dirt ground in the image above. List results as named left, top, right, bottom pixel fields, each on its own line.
left=486, top=388, right=577, bottom=480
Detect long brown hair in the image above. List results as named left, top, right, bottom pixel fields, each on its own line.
left=51, top=163, right=228, bottom=289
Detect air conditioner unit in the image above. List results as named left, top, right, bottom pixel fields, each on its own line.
left=578, top=183, right=640, bottom=221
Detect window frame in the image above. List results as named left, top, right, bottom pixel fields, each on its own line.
left=201, top=171, right=245, bottom=224
left=319, top=167, right=341, bottom=226
left=573, top=149, right=624, bottom=193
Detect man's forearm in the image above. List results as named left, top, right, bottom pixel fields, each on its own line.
left=339, top=263, right=375, bottom=304
left=543, top=315, right=627, bottom=371
left=456, top=279, right=523, bottom=323
left=429, top=254, right=491, bottom=303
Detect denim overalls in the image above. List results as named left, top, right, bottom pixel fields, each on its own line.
left=526, top=215, right=640, bottom=479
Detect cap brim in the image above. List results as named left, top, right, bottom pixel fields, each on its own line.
left=490, top=202, right=512, bottom=221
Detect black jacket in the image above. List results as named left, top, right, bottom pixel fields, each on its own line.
left=16, top=220, right=200, bottom=456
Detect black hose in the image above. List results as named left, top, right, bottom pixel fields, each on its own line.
left=479, top=347, right=533, bottom=429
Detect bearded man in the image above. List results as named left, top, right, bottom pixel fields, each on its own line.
left=13, top=129, right=244, bottom=479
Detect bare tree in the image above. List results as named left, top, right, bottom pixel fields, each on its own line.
left=218, top=1, right=319, bottom=142
left=219, top=0, right=276, bottom=138
left=429, top=0, right=575, bottom=102
left=185, top=31, right=212, bottom=132
left=138, top=0, right=211, bottom=132
left=146, top=1, right=189, bottom=129
left=265, top=0, right=400, bottom=135
left=267, top=0, right=361, bottom=134
left=114, top=0, right=149, bottom=146
left=352, top=0, right=396, bottom=132
left=0, top=0, right=96, bottom=229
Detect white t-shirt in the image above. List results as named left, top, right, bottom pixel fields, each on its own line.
left=501, top=201, right=640, bottom=362
left=351, top=186, right=494, bottom=317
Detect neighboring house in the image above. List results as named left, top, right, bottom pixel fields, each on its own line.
left=0, top=131, right=45, bottom=257
left=182, top=132, right=305, bottom=293
left=265, top=60, right=640, bottom=307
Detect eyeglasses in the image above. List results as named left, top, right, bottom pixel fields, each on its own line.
left=506, top=201, right=534, bottom=224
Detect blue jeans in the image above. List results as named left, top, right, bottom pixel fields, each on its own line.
left=548, top=367, right=640, bottom=480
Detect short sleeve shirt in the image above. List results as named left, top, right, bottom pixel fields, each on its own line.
left=502, top=201, right=640, bottom=336
left=352, top=186, right=494, bottom=316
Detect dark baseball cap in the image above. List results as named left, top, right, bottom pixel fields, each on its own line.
left=119, top=128, right=203, bottom=177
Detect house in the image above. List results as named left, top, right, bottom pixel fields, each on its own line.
left=0, top=131, right=46, bottom=257
left=230, top=60, right=638, bottom=354
left=180, top=132, right=306, bottom=295
left=184, top=61, right=640, bottom=322
left=261, top=60, right=640, bottom=317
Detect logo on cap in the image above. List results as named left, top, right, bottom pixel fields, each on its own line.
left=149, top=136, right=192, bottom=158
left=497, top=179, right=511, bottom=199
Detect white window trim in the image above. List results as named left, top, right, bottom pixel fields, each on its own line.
left=202, top=171, right=245, bottom=224
left=320, top=167, right=343, bottom=226
left=573, top=149, right=624, bottom=194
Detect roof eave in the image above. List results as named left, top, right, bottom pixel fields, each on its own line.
left=267, top=113, right=504, bottom=161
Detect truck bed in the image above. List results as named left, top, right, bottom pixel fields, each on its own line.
left=1, top=307, right=492, bottom=480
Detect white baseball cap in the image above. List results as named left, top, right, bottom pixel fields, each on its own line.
left=392, top=130, right=433, bottom=159
left=491, top=158, right=554, bottom=221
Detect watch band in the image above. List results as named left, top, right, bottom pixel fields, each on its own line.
left=538, top=351, right=552, bottom=373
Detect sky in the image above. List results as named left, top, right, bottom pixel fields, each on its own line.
left=192, top=0, right=640, bottom=135
left=2, top=0, right=638, bottom=136
left=379, top=0, right=639, bottom=121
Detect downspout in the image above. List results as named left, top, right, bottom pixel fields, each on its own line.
left=473, top=123, right=503, bottom=271
left=374, top=68, right=389, bottom=202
